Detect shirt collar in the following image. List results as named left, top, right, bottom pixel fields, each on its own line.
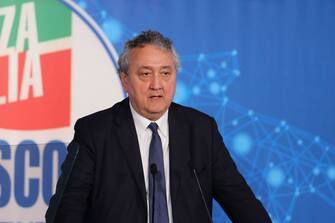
left=129, top=101, right=169, bottom=138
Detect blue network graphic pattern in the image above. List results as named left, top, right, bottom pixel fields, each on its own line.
left=175, top=51, right=335, bottom=223
left=74, top=1, right=335, bottom=222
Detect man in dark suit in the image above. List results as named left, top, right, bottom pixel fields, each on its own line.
left=46, top=30, right=271, bottom=223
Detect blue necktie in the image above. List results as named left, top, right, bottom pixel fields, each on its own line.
left=148, top=122, right=169, bottom=223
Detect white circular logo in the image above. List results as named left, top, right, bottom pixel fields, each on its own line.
left=0, top=0, right=124, bottom=221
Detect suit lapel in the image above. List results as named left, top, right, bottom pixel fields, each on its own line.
left=168, top=103, right=191, bottom=222
left=115, top=99, right=147, bottom=210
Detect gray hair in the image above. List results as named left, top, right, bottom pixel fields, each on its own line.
left=118, top=30, right=180, bottom=75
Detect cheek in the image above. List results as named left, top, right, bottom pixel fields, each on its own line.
left=167, top=81, right=176, bottom=96
left=136, top=84, right=148, bottom=95
left=128, top=80, right=142, bottom=93
left=132, top=84, right=149, bottom=101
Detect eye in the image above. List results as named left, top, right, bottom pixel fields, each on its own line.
left=139, top=71, right=151, bottom=77
left=161, top=71, right=170, bottom=76
left=138, top=70, right=152, bottom=80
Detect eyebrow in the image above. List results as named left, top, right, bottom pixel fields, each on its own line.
left=138, top=65, right=173, bottom=70
left=160, top=66, right=173, bottom=70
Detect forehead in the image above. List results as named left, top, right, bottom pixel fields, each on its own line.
left=129, top=44, right=175, bottom=69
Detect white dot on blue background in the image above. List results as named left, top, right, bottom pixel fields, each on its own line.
left=102, top=18, right=123, bottom=43
left=198, top=53, right=205, bottom=61
left=327, top=166, right=335, bottom=180
left=207, top=69, right=216, bottom=78
left=175, top=81, right=189, bottom=103
left=295, top=188, right=300, bottom=197
left=267, top=167, right=285, bottom=187
left=101, top=10, right=107, bottom=18
left=233, top=69, right=240, bottom=76
left=221, top=61, right=227, bottom=68
left=223, top=97, right=229, bottom=105
left=285, top=215, right=292, bottom=222
left=209, top=82, right=220, bottom=94
left=192, top=86, right=200, bottom=95
left=313, top=167, right=320, bottom=176
left=233, top=132, right=253, bottom=156
left=78, top=1, right=87, bottom=9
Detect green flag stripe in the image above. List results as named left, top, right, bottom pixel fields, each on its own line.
left=0, top=0, right=71, bottom=49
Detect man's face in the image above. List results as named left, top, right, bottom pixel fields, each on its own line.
left=121, top=44, right=177, bottom=121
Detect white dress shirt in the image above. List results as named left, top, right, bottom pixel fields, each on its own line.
left=129, top=103, right=173, bottom=223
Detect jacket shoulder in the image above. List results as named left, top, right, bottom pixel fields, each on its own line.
left=170, top=102, right=215, bottom=125
left=74, top=100, right=125, bottom=132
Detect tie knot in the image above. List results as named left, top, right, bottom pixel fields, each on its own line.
left=148, top=122, right=159, bottom=134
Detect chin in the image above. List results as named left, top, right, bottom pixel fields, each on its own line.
left=147, top=106, right=168, bottom=116
left=148, top=108, right=166, bottom=115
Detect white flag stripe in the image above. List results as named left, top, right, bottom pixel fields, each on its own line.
left=38, top=37, right=72, bottom=54
left=0, top=37, right=71, bottom=56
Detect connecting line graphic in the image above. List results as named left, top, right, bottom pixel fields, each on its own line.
left=176, top=51, right=335, bottom=223
left=73, top=1, right=335, bottom=222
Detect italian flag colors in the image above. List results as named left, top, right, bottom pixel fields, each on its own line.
left=0, top=0, right=72, bottom=130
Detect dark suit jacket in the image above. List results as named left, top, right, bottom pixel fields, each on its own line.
left=46, top=98, right=271, bottom=223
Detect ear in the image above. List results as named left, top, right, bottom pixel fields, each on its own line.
left=120, top=72, right=128, bottom=91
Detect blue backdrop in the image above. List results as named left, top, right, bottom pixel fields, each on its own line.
left=75, top=0, right=335, bottom=222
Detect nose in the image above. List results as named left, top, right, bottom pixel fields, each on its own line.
left=149, top=73, right=162, bottom=90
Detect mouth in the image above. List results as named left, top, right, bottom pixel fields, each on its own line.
left=149, top=95, right=163, bottom=99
